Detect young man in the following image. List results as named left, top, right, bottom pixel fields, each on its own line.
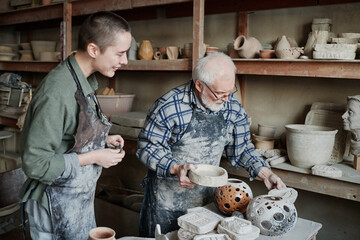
left=137, top=52, right=285, bottom=237
left=20, top=11, right=131, bottom=239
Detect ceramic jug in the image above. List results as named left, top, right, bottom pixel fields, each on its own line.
left=233, top=35, right=262, bottom=58
left=138, top=40, right=153, bottom=60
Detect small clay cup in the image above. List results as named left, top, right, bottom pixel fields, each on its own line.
left=89, top=227, right=115, bottom=240
left=166, top=46, right=179, bottom=60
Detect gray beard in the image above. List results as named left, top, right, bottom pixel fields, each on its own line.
left=201, top=90, right=224, bottom=112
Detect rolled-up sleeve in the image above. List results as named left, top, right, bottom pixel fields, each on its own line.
left=21, top=93, right=75, bottom=185
left=137, top=105, right=177, bottom=178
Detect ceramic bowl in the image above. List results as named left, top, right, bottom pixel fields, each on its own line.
left=260, top=49, right=275, bottom=59
left=31, top=40, right=57, bottom=60
left=0, top=52, right=16, bottom=61
left=275, top=47, right=304, bottom=59
left=0, top=45, right=14, bottom=53
left=188, top=164, right=228, bottom=187
left=20, top=42, right=31, bottom=50
left=285, top=124, right=338, bottom=168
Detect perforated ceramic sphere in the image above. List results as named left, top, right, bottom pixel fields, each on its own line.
left=214, top=178, right=253, bottom=215
left=246, top=195, right=298, bottom=236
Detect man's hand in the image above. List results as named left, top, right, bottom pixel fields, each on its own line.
left=258, top=167, right=286, bottom=190
left=170, top=164, right=197, bottom=189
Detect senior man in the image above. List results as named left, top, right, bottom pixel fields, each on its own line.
left=136, top=52, right=285, bottom=237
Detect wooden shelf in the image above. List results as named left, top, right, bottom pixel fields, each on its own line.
left=233, top=59, right=360, bottom=79
left=220, top=160, right=360, bottom=202
left=0, top=59, right=191, bottom=72
left=121, top=59, right=192, bottom=71
left=0, top=61, right=58, bottom=73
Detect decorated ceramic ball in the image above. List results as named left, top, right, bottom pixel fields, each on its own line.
left=214, top=178, right=253, bottom=215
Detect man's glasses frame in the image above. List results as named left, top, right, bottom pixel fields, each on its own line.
left=203, top=82, right=238, bottom=101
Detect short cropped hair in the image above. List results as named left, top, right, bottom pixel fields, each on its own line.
left=192, top=52, right=236, bottom=85
left=78, top=11, right=131, bottom=53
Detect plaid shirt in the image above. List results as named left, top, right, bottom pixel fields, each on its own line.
left=136, top=80, right=269, bottom=180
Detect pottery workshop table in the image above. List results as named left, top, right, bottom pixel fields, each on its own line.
left=117, top=203, right=322, bottom=240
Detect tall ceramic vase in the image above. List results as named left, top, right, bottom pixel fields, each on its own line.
left=138, top=40, right=153, bottom=60
left=233, top=35, right=262, bottom=58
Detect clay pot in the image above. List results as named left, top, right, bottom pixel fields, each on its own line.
left=89, top=227, right=115, bottom=240
left=259, top=50, right=275, bottom=59
left=42, top=0, right=52, bottom=5
left=215, top=178, right=253, bottom=215
left=285, top=124, right=338, bottom=169
left=158, top=47, right=167, bottom=59
left=233, top=35, right=262, bottom=58
left=127, top=37, right=137, bottom=60
left=182, top=42, right=192, bottom=58
left=19, top=50, right=34, bottom=61
left=275, top=36, right=291, bottom=51
left=138, top=40, right=153, bottom=60
left=275, top=47, right=304, bottom=59
left=205, top=46, right=219, bottom=56
left=31, top=41, right=57, bottom=60
left=258, top=124, right=276, bottom=138
left=166, top=46, right=179, bottom=60
left=227, top=43, right=240, bottom=58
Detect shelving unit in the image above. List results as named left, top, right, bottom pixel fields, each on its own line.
left=0, top=0, right=360, bottom=202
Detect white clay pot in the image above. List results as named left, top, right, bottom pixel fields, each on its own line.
left=246, top=195, right=297, bottom=236
left=233, top=35, right=262, bottom=58
left=285, top=124, right=338, bottom=169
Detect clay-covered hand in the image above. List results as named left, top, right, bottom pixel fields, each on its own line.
left=170, top=164, right=197, bottom=189
left=78, top=148, right=125, bottom=168
left=106, top=135, right=124, bottom=150
left=258, top=167, right=286, bottom=190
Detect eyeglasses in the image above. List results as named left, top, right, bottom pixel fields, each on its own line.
left=203, top=82, right=238, bottom=101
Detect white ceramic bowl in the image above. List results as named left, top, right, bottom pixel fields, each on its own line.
left=31, top=41, right=57, bottom=60
left=188, top=164, right=228, bottom=187
left=285, top=124, right=338, bottom=168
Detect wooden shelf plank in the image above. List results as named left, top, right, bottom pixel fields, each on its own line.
left=0, top=61, right=58, bottom=72
left=71, top=0, right=132, bottom=17
left=0, top=4, right=63, bottom=26
left=119, top=59, right=192, bottom=71
left=233, top=59, right=360, bottom=79
left=220, top=160, right=360, bottom=202
left=131, top=0, right=192, bottom=8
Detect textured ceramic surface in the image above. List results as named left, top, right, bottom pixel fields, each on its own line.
left=275, top=47, right=303, bottom=59
left=233, top=35, right=262, bottom=58
left=215, top=178, right=253, bottom=215
left=268, top=187, right=298, bottom=204
left=285, top=124, right=338, bottom=168
left=188, top=164, right=228, bottom=187
left=177, top=211, right=220, bottom=234
left=246, top=195, right=297, bottom=236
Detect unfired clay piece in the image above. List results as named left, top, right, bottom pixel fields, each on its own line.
left=188, top=164, right=228, bottom=187
left=155, top=224, right=169, bottom=240
left=313, top=51, right=356, bottom=60
left=217, top=224, right=260, bottom=240
left=267, top=156, right=287, bottom=166
left=268, top=187, right=298, bottom=204
left=193, top=234, right=231, bottom=240
left=311, top=165, right=342, bottom=178
left=186, top=206, right=224, bottom=221
left=220, top=217, right=252, bottom=234
left=177, top=211, right=221, bottom=234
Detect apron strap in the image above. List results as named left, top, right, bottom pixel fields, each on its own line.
left=66, top=58, right=103, bottom=119
left=21, top=202, right=27, bottom=240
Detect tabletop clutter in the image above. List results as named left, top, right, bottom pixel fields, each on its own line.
left=111, top=165, right=299, bottom=240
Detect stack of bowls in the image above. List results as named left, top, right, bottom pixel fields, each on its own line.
left=0, top=45, right=17, bottom=61
left=19, top=42, right=34, bottom=61
left=31, top=40, right=57, bottom=60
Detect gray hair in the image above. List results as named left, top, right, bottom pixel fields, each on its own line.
left=192, top=52, right=236, bottom=85
left=348, top=95, right=360, bottom=103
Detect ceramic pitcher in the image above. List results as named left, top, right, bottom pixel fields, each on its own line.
left=233, top=35, right=262, bottom=58
left=138, top=40, right=153, bottom=60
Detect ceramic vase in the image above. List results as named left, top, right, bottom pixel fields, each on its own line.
left=275, top=35, right=291, bottom=51
left=233, top=35, right=262, bottom=58
left=127, top=37, right=138, bottom=60
left=215, top=178, right=253, bottom=215
left=138, top=40, right=153, bottom=60
left=166, top=46, right=179, bottom=60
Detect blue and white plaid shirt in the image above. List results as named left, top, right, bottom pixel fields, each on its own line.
left=136, top=80, right=269, bottom=180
